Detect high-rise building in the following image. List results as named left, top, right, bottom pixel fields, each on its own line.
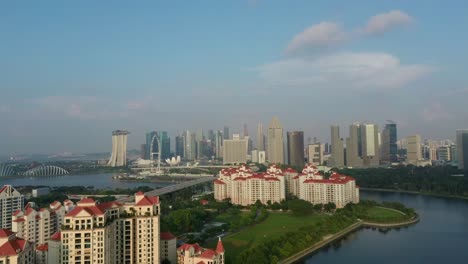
left=329, top=126, right=344, bottom=167
left=456, top=129, right=468, bottom=170
left=60, top=193, right=161, bottom=264
left=140, top=144, right=146, bottom=160
left=223, top=135, right=248, bottom=164
left=223, top=126, right=230, bottom=140
left=267, top=117, right=284, bottom=164
left=360, top=123, right=380, bottom=166
left=146, top=131, right=170, bottom=160
left=407, top=135, right=422, bottom=164
left=437, top=146, right=451, bottom=161
left=145, top=131, right=158, bottom=160
left=381, top=122, right=398, bottom=163
left=287, top=131, right=305, bottom=169
left=308, top=143, right=324, bottom=166
left=257, top=123, right=265, bottom=151
left=0, top=185, right=24, bottom=230
left=108, top=130, right=129, bottom=167
left=175, top=135, right=185, bottom=158
left=0, top=229, right=34, bottom=264
left=160, top=131, right=171, bottom=160
left=183, top=131, right=193, bottom=160
left=215, top=130, right=224, bottom=159
left=346, top=124, right=363, bottom=168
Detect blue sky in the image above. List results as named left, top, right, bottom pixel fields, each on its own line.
left=1, top=0, right=467, bottom=154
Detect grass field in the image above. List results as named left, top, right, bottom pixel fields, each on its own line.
left=364, top=206, right=407, bottom=223
left=207, top=212, right=326, bottom=262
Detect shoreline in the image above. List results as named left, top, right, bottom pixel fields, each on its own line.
left=280, top=215, right=419, bottom=264
left=360, top=187, right=468, bottom=201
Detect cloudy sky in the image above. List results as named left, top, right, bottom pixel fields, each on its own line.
left=1, top=0, right=467, bottom=155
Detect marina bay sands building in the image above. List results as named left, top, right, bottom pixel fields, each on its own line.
left=108, top=130, right=130, bottom=167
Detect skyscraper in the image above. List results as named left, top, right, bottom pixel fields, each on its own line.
left=257, top=123, right=265, bottom=151
left=140, top=144, right=146, bottom=159
left=360, top=123, right=380, bottom=166
left=407, top=135, right=422, bottom=164
left=215, top=130, right=224, bottom=159
left=456, top=129, right=468, bottom=170
left=146, top=131, right=158, bottom=160
left=223, top=126, right=230, bottom=140
left=267, top=117, right=284, bottom=164
left=108, top=130, right=129, bottom=167
left=223, top=136, right=248, bottom=164
left=346, top=124, right=363, bottom=167
left=175, top=135, right=185, bottom=158
left=183, top=131, right=193, bottom=160
left=160, top=131, right=171, bottom=160
left=381, top=122, right=398, bottom=163
left=287, top=131, right=305, bottom=169
left=330, top=125, right=344, bottom=167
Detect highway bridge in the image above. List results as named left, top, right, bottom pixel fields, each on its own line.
left=117, top=176, right=215, bottom=203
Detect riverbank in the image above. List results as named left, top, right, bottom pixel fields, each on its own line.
left=280, top=214, right=420, bottom=264
left=360, top=187, right=468, bottom=201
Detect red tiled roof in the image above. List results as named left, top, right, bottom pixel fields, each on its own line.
left=51, top=201, right=60, bottom=206
left=35, top=215, right=41, bottom=220
left=216, top=238, right=225, bottom=253
left=0, top=229, right=14, bottom=238
left=13, top=218, right=25, bottom=223
left=77, top=198, right=95, bottom=204
left=12, top=210, right=22, bottom=216
left=96, top=201, right=121, bottom=211
left=214, top=179, right=225, bottom=184
left=199, top=249, right=216, bottom=259
left=36, top=244, right=48, bottom=251
left=284, top=168, right=297, bottom=172
left=233, top=177, right=246, bottom=181
left=39, top=208, right=47, bottom=212
left=196, top=261, right=206, bottom=264
left=200, top=199, right=209, bottom=205
left=0, top=185, right=8, bottom=194
left=135, top=191, right=144, bottom=195
left=65, top=205, right=104, bottom=217
left=135, top=195, right=160, bottom=206
left=178, top=243, right=202, bottom=252
left=0, top=236, right=27, bottom=257
left=24, top=207, right=35, bottom=216
left=50, top=231, right=61, bottom=241
left=160, top=232, right=176, bottom=240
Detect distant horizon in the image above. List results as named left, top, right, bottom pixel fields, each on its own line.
left=1, top=1, right=467, bottom=155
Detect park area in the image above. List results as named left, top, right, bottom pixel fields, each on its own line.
left=363, top=206, right=408, bottom=223
left=206, top=212, right=327, bottom=262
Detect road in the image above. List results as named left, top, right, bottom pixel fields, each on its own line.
left=117, top=177, right=215, bottom=202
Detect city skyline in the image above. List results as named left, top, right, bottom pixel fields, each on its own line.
left=2, top=1, right=468, bottom=155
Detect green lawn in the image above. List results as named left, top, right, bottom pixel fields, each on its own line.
left=207, top=212, right=326, bottom=262
left=364, top=206, right=407, bottom=223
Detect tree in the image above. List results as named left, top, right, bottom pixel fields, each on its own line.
left=288, top=199, right=314, bottom=216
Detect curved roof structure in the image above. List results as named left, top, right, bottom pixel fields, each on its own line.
left=0, top=164, right=15, bottom=177
left=22, top=165, right=69, bottom=177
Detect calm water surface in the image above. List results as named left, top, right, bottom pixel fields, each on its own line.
left=0, top=173, right=174, bottom=189
left=304, top=191, right=468, bottom=263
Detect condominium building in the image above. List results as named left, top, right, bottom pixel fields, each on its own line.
left=0, top=229, right=34, bottom=264
left=160, top=232, right=176, bottom=264
left=0, top=185, right=24, bottom=230
left=108, top=130, right=130, bottom=167
left=177, top=238, right=225, bottom=264
left=11, top=200, right=74, bottom=247
left=437, top=145, right=452, bottom=161
left=214, top=164, right=286, bottom=206
left=59, top=192, right=161, bottom=264
left=223, top=135, right=248, bottom=165
left=214, top=164, right=359, bottom=208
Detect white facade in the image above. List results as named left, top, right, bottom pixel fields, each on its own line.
left=308, top=143, right=324, bottom=166
left=177, top=238, right=225, bottom=264
left=214, top=165, right=286, bottom=206
left=108, top=130, right=129, bottom=167
left=0, top=185, right=24, bottom=230
left=407, top=135, right=422, bottom=164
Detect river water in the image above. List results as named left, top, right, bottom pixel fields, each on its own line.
left=2, top=175, right=467, bottom=263
left=0, top=173, right=174, bottom=189
left=303, top=190, right=468, bottom=263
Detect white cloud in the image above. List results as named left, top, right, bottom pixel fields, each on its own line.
left=286, top=22, right=347, bottom=54
left=256, top=52, right=432, bottom=91
left=285, top=10, right=413, bottom=54
left=364, top=10, right=412, bottom=35
left=422, top=102, right=452, bottom=122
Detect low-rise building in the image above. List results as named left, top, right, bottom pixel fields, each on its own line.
left=177, top=238, right=225, bottom=264
left=160, top=232, right=176, bottom=264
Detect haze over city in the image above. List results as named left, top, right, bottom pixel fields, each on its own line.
left=1, top=0, right=467, bottom=155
